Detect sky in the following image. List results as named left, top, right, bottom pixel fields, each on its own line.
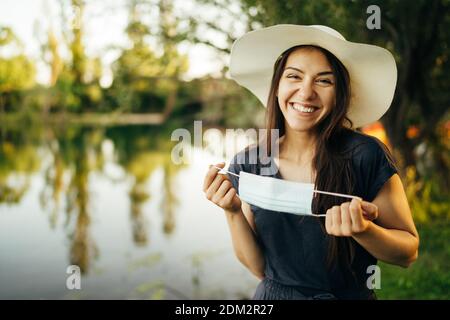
left=0, top=0, right=237, bottom=85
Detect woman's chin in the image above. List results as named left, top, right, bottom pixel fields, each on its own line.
left=286, top=120, right=317, bottom=133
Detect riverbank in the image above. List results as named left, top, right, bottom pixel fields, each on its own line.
left=0, top=112, right=165, bottom=126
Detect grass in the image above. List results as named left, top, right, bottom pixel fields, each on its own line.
left=376, top=220, right=450, bottom=299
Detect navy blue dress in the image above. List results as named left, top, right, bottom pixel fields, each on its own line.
left=227, top=129, right=397, bottom=300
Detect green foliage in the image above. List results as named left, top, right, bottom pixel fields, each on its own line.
left=0, top=124, right=41, bottom=203
left=109, top=0, right=189, bottom=113
left=379, top=156, right=449, bottom=299
left=194, top=77, right=264, bottom=128
left=0, top=27, right=36, bottom=111
left=377, top=221, right=450, bottom=299
left=0, top=27, right=17, bottom=46
left=405, top=166, right=450, bottom=223
left=52, top=66, right=81, bottom=112
left=0, top=55, right=35, bottom=93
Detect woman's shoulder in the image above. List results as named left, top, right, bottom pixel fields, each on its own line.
left=340, top=129, right=398, bottom=201
left=340, top=128, right=398, bottom=175
left=339, top=128, right=388, bottom=156
left=228, top=144, right=260, bottom=175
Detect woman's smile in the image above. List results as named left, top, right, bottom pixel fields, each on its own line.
left=288, top=102, right=321, bottom=117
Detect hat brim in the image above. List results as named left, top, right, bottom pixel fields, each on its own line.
left=229, top=25, right=397, bottom=128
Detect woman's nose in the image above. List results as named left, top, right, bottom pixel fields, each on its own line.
left=297, top=80, right=315, bottom=100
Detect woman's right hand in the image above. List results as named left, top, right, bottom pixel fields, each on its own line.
left=203, top=162, right=242, bottom=213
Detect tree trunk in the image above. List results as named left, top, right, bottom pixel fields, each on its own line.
left=0, top=94, right=4, bottom=118
left=163, top=83, right=178, bottom=119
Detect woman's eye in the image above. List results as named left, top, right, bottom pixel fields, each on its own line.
left=317, top=79, right=333, bottom=85
left=287, top=74, right=301, bottom=79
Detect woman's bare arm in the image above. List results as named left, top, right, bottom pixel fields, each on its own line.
left=352, top=174, right=419, bottom=267
left=203, top=163, right=265, bottom=279
left=325, top=174, right=419, bottom=268
left=225, top=203, right=265, bottom=279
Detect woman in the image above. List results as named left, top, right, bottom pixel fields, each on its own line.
left=203, top=25, right=419, bottom=300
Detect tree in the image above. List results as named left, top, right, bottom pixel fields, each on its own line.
left=111, top=0, right=188, bottom=113
left=44, top=0, right=103, bottom=113
left=0, top=27, right=36, bottom=113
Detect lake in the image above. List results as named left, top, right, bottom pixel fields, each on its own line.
left=0, top=123, right=259, bottom=299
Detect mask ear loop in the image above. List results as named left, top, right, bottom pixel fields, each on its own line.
left=311, top=191, right=362, bottom=217
left=213, top=166, right=362, bottom=217
left=214, top=166, right=240, bottom=177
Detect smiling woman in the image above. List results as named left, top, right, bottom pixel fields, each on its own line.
left=203, top=24, right=419, bottom=300
left=276, top=46, right=341, bottom=133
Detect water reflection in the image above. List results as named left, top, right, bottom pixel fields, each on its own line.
left=66, top=128, right=103, bottom=274
left=0, top=123, right=257, bottom=299
left=0, top=127, right=40, bottom=203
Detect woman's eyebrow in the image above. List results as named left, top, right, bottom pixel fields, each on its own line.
left=284, top=66, right=333, bottom=76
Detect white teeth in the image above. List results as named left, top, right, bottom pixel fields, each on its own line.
left=290, top=103, right=316, bottom=113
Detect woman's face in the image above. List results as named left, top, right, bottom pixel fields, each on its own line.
left=277, top=47, right=336, bottom=133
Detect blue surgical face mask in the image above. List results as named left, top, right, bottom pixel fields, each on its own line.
left=216, top=166, right=360, bottom=216
left=239, top=171, right=316, bottom=215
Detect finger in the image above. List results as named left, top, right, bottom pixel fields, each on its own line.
left=349, top=198, right=364, bottom=227
left=203, top=166, right=219, bottom=192
left=213, top=162, right=226, bottom=172
left=329, top=206, right=341, bottom=236
left=203, top=163, right=225, bottom=192
left=221, top=187, right=240, bottom=209
left=332, top=205, right=341, bottom=227
left=205, top=174, right=225, bottom=200
left=340, top=202, right=352, bottom=236
left=212, top=179, right=232, bottom=203
left=361, top=201, right=378, bottom=220
left=325, top=209, right=333, bottom=233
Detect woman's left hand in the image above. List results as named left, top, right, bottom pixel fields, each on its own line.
left=325, top=198, right=379, bottom=237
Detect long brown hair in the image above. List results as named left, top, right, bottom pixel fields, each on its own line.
left=265, top=45, right=356, bottom=273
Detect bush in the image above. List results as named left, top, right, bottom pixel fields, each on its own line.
left=377, top=220, right=450, bottom=299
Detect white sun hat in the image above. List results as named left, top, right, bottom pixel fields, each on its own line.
left=229, top=24, right=397, bottom=128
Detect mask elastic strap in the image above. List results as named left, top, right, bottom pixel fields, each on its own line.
left=214, top=166, right=240, bottom=177
left=313, top=190, right=362, bottom=201
left=213, top=166, right=362, bottom=217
